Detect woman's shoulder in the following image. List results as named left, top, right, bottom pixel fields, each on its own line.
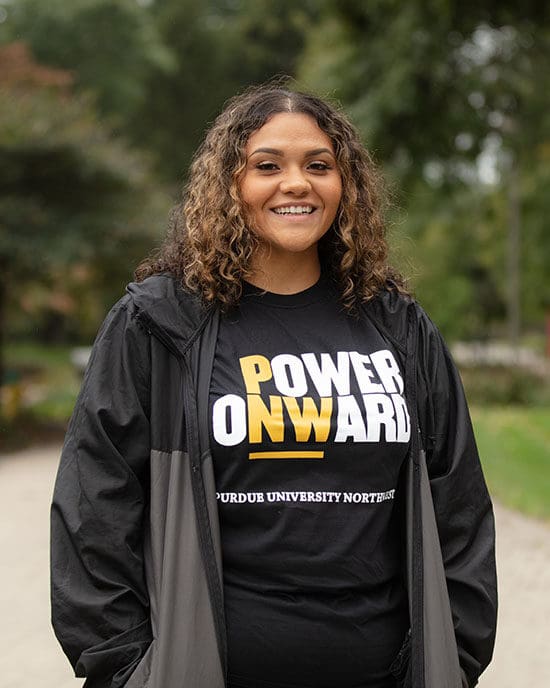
left=128, top=271, right=206, bottom=314
left=125, top=272, right=212, bottom=347
left=362, top=285, right=413, bottom=349
left=126, top=272, right=195, bottom=304
left=362, top=284, right=442, bottom=353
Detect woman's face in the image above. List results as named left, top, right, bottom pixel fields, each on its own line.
left=239, top=112, right=342, bottom=267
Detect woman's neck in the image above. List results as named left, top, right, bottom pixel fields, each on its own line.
left=246, top=249, right=321, bottom=294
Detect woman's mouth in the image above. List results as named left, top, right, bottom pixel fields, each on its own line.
left=271, top=205, right=315, bottom=215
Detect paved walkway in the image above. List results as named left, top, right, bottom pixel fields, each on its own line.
left=1, top=445, right=548, bottom=687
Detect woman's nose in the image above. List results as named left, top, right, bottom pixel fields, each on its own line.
left=279, top=168, right=311, bottom=195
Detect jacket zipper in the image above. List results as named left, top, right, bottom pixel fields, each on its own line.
left=136, top=308, right=229, bottom=682
left=182, top=353, right=228, bottom=681
left=405, top=303, right=425, bottom=688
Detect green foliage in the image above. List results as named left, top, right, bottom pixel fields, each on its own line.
left=1, top=343, right=78, bottom=427
left=0, top=77, right=169, bottom=296
left=472, top=405, right=550, bottom=520
left=400, top=182, right=501, bottom=338
left=404, top=153, right=550, bottom=337
left=1, top=88, right=149, bottom=260
left=298, top=2, right=550, bottom=335
left=0, top=44, right=170, bottom=394
left=462, top=366, right=550, bottom=405
left=129, top=0, right=319, bottom=179
left=299, top=2, right=550, bottom=173
left=0, top=0, right=175, bottom=122
left=1, top=0, right=549, bottom=349
left=0, top=344, right=78, bottom=450
left=518, top=155, right=550, bottom=322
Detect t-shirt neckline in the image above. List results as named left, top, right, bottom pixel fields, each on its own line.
left=242, top=276, right=333, bottom=309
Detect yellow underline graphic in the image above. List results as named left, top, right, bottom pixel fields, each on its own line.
left=248, top=451, right=325, bottom=460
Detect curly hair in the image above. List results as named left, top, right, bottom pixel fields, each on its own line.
left=136, top=82, right=407, bottom=310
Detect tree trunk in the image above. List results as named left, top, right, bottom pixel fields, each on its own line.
left=507, top=157, right=521, bottom=355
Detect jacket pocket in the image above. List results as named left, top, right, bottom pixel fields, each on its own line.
left=389, top=628, right=412, bottom=688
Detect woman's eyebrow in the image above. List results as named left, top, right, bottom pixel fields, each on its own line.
left=249, top=147, right=283, bottom=156
left=249, top=147, right=334, bottom=157
left=305, top=148, right=334, bottom=157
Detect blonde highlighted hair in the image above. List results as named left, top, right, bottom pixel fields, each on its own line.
left=136, top=82, right=407, bottom=310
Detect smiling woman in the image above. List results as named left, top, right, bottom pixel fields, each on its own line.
left=51, top=83, right=497, bottom=688
left=134, top=84, right=402, bottom=312
left=240, top=112, right=342, bottom=292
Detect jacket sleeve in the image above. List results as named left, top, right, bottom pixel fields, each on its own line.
left=416, top=308, right=497, bottom=687
left=51, top=296, right=153, bottom=688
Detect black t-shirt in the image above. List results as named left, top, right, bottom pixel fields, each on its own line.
left=209, top=278, right=410, bottom=688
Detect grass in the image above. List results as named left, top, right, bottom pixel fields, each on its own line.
left=4, top=342, right=80, bottom=417
left=471, top=405, right=550, bottom=521
left=1, top=343, right=80, bottom=451
left=5, top=342, right=78, bottom=379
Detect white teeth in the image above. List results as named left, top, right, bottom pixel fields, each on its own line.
left=273, top=205, right=313, bottom=215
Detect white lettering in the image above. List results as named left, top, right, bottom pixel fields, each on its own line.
left=349, top=351, right=384, bottom=393
left=335, top=395, right=367, bottom=442
left=391, top=394, right=411, bottom=442
left=370, top=349, right=404, bottom=394
left=301, top=352, right=351, bottom=396
left=271, top=354, right=308, bottom=397
left=363, top=393, right=397, bottom=442
left=212, top=394, right=247, bottom=446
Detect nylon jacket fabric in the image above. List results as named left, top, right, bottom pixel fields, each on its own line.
left=50, top=274, right=497, bottom=688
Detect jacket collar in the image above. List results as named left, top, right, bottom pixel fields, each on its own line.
left=126, top=274, right=213, bottom=358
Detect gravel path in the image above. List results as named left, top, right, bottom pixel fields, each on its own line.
left=1, top=445, right=548, bottom=687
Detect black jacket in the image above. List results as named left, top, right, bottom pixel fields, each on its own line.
left=51, top=274, right=497, bottom=688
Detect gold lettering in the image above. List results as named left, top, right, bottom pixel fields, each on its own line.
left=240, top=355, right=272, bottom=394
left=247, top=395, right=284, bottom=443
left=283, top=396, right=332, bottom=442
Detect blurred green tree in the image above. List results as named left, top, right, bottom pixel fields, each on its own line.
left=0, top=0, right=175, bottom=125
left=0, top=43, right=169, bottom=392
left=2, top=0, right=547, bottom=343
left=128, top=0, right=319, bottom=180
left=0, top=0, right=318, bottom=181
left=298, top=1, right=550, bottom=339
left=299, top=1, right=548, bottom=177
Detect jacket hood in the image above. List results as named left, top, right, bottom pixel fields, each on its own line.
left=126, top=274, right=211, bottom=356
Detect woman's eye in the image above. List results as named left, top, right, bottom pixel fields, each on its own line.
left=256, top=162, right=279, bottom=171
left=308, top=161, right=331, bottom=171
